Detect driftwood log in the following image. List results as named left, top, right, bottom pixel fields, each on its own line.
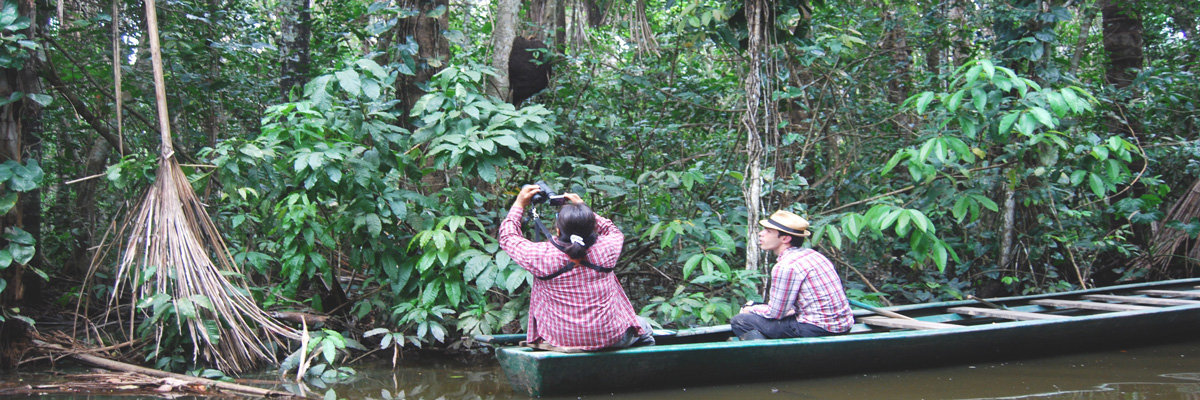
left=33, top=340, right=302, bottom=398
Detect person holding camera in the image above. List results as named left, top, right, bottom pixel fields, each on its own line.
left=731, top=210, right=854, bottom=340
left=498, top=184, right=653, bottom=351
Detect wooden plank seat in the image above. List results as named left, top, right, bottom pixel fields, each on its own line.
left=1083, top=294, right=1200, bottom=306
left=1030, top=299, right=1153, bottom=312
left=1136, top=289, right=1200, bottom=299
left=860, top=316, right=959, bottom=330
left=947, top=306, right=1068, bottom=321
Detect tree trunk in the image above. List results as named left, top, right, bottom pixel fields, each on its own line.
left=1070, top=5, right=1098, bottom=75
left=489, top=0, right=519, bottom=101
left=393, top=0, right=450, bottom=115
left=742, top=0, right=766, bottom=273
left=67, top=138, right=112, bottom=275
left=279, top=0, right=312, bottom=98
left=0, top=0, right=44, bottom=305
left=1099, top=0, right=1144, bottom=137
left=880, top=5, right=910, bottom=106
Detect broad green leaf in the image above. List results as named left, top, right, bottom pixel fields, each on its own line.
left=9, top=244, right=32, bottom=265
left=0, top=192, right=16, bottom=215
left=335, top=69, right=362, bottom=95
left=681, top=254, right=701, bottom=280
left=421, top=281, right=442, bottom=305
left=946, top=90, right=965, bottom=112
left=998, top=113, right=1019, bottom=136
left=1069, top=169, right=1088, bottom=186
left=444, top=281, right=462, bottom=307
left=705, top=253, right=730, bottom=273
left=1030, top=107, right=1054, bottom=128
left=0, top=248, right=10, bottom=269
left=1088, top=173, right=1106, bottom=197
left=826, top=227, right=842, bottom=249
left=504, top=269, right=528, bottom=292
left=914, top=92, right=935, bottom=114
left=973, top=194, right=999, bottom=212
left=465, top=254, right=490, bottom=281
left=27, top=93, right=51, bottom=106
left=933, top=242, right=948, bottom=272
left=952, top=196, right=970, bottom=222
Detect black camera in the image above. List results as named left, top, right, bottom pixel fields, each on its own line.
left=530, top=181, right=567, bottom=206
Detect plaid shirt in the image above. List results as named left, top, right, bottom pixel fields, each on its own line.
left=745, top=247, right=854, bottom=333
left=499, top=205, right=645, bottom=350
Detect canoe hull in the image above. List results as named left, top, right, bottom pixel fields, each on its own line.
left=495, top=278, right=1200, bottom=397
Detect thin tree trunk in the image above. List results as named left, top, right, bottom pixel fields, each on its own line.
left=742, top=0, right=766, bottom=272
left=67, top=138, right=112, bottom=275
left=999, top=180, right=1016, bottom=271
left=1070, top=5, right=1097, bottom=75
left=393, top=0, right=449, bottom=115
left=1099, top=0, right=1144, bottom=137
left=490, top=0, right=519, bottom=101
left=279, top=0, right=312, bottom=98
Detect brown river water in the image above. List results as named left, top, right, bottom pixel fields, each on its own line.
left=4, top=339, right=1200, bottom=399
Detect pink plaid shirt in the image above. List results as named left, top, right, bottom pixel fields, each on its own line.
left=745, top=247, right=854, bottom=333
left=499, top=205, right=645, bottom=350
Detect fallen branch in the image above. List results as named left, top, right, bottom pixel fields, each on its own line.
left=33, top=340, right=303, bottom=398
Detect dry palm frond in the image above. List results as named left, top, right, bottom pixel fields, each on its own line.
left=1142, top=177, right=1200, bottom=273
left=110, top=157, right=299, bottom=373
left=98, top=0, right=297, bottom=374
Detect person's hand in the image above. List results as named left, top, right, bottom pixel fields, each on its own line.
left=515, top=185, right=541, bottom=208
left=562, top=193, right=584, bottom=205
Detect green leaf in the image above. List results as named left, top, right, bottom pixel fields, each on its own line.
left=421, top=281, right=442, bottom=305
left=914, top=92, right=935, bottom=114
left=0, top=192, right=16, bottom=215
left=952, top=196, right=970, bottom=222
left=9, top=244, right=32, bottom=265
left=826, top=227, right=843, bottom=249
left=465, top=254, right=490, bottom=281
left=682, top=254, right=703, bottom=280
left=973, top=194, right=999, bottom=212
left=705, top=253, right=730, bottom=273
left=945, top=90, right=965, bottom=113
left=998, top=113, right=1019, bottom=136
left=840, top=214, right=862, bottom=242
left=335, top=69, right=362, bottom=95
left=933, top=242, right=949, bottom=272
left=0, top=248, right=11, bottom=269
left=504, top=269, right=528, bottom=292
left=971, top=87, right=987, bottom=111
left=444, top=281, right=462, bottom=307
left=1030, top=107, right=1054, bottom=128
left=1088, top=173, right=1106, bottom=197
left=27, top=93, right=51, bottom=106
left=1070, top=169, right=1088, bottom=186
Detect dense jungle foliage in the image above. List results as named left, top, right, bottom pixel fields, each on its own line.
left=0, top=0, right=1197, bottom=380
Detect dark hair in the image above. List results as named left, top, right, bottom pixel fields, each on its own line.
left=769, top=229, right=806, bottom=249
left=554, top=203, right=597, bottom=260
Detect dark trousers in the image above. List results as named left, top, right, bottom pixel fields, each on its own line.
left=730, top=312, right=835, bottom=340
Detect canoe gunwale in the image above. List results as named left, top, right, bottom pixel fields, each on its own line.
left=494, top=278, right=1200, bottom=396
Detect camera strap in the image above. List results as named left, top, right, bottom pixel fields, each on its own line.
left=526, top=209, right=614, bottom=281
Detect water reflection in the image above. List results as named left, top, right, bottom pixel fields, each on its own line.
left=6, top=341, right=1200, bottom=399
left=325, top=340, right=1200, bottom=400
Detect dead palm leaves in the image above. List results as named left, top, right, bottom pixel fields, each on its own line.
left=97, top=0, right=297, bottom=374
left=110, top=157, right=298, bottom=373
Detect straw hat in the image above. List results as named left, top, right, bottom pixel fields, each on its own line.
left=759, top=210, right=812, bottom=237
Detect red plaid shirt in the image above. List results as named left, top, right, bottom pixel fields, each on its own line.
left=744, top=247, right=854, bottom=333
left=499, top=205, right=645, bottom=350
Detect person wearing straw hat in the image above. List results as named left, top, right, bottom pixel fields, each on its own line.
left=731, top=210, right=854, bottom=340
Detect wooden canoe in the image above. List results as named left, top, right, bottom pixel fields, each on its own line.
left=481, top=278, right=1200, bottom=397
